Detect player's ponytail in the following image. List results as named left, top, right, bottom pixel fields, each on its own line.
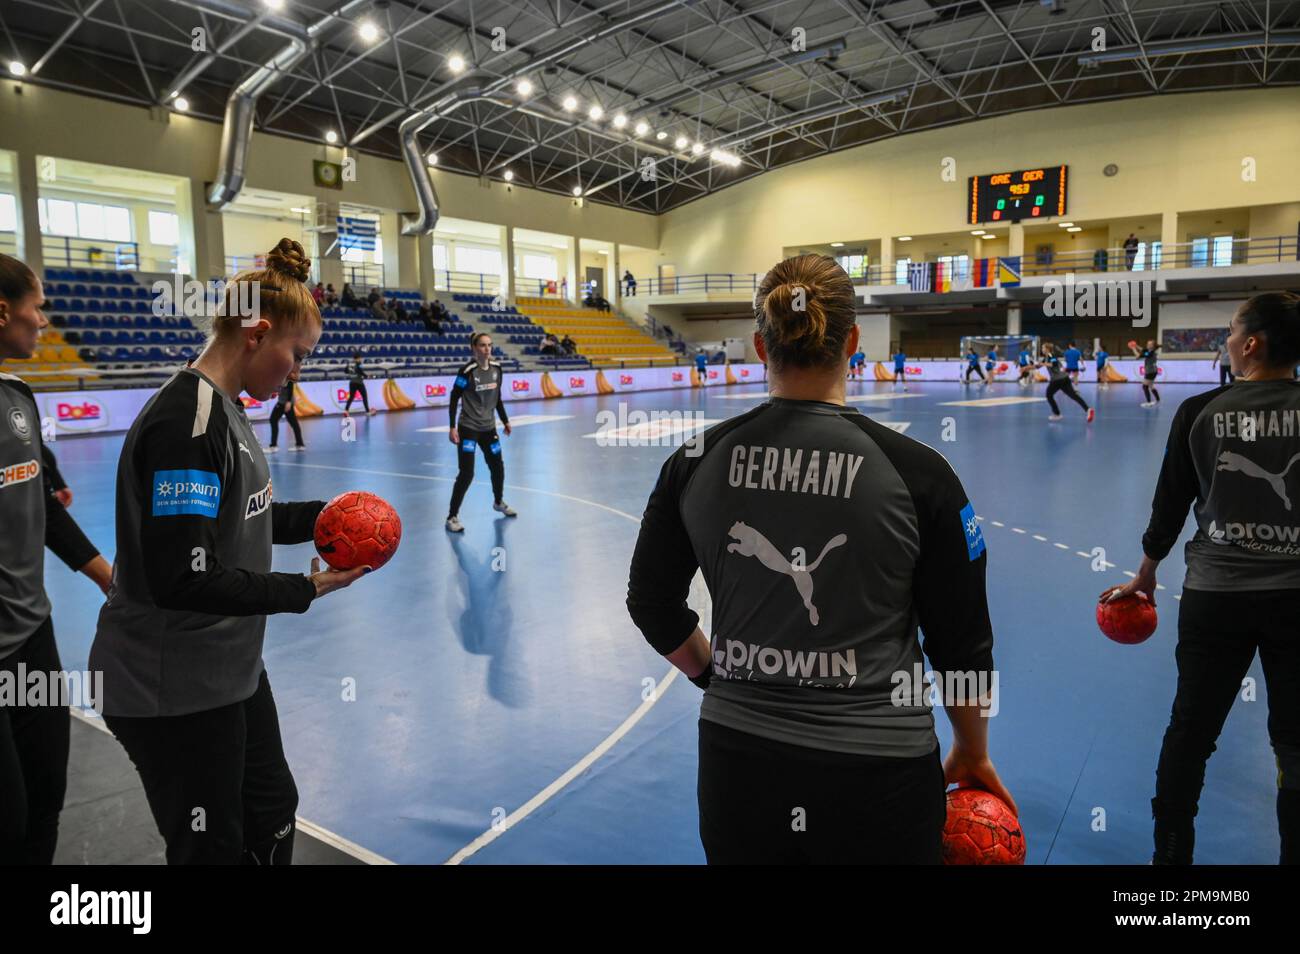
left=1238, top=291, right=1300, bottom=368
left=754, top=254, right=856, bottom=371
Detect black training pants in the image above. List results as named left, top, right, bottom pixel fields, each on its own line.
left=697, top=719, right=945, bottom=864
left=449, top=426, right=505, bottom=517
left=344, top=380, right=370, bottom=413
left=1154, top=588, right=1300, bottom=863
left=104, top=670, right=299, bottom=865
left=1046, top=377, right=1089, bottom=415
left=0, top=617, right=68, bottom=865
left=268, top=402, right=302, bottom=447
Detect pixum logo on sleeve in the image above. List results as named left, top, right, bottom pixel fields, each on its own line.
left=50, top=885, right=151, bottom=934
left=151, top=470, right=221, bottom=517
left=153, top=274, right=261, bottom=326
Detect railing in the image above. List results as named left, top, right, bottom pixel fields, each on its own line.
left=42, top=236, right=140, bottom=271
left=637, top=273, right=762, bottom=296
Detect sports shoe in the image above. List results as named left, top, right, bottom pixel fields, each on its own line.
left=1152, top=820, right=1194, bottom=865
left=290, top=444, right=305, bottom=452
left=446, top=515, right=465, bottom=533
left=1086, top=408, right=1095, bottom=423
left=368, top=409, right=378, bottom=416
left=493, top=501, right=518, bottom=517
left=1141, top=401, right=1155, bottom=408
left=266, top=445, right=279, bottom=454
left=1048, top=414, right=1062, bottom=421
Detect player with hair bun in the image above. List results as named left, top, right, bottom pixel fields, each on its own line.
left=89, top=238, right=369, bottom=865
left=627, top=253, right=1014, bottom=864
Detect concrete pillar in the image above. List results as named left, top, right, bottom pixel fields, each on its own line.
left=14, top=151, right=43, bottom=275
left=1008, top=223, right=1025, bottom=260
left=566, top=236, right=579, bottom=303
left=1160, top=210, right=1179, bottom=269
left=879, top=236, right=893, bottom=282
left=379, top=211, right=405, bottom=288
left=417, top=232, right=435, bottom=299
left=182, top=177, right=225, bottom=280
left=503, top=225, right=516, bottom=301
left=1006, top=303, right=1022, bottom=336
left=612, top=244, right=622, bottom=306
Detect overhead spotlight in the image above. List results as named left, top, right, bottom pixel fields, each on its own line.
left=831, top=242, right=845, bottom=248
left=572, top=186, right=583, bottom=196
left=358, top=20, right=380, bottom=43
left=515, top=78, right=533, bottom=96
left=173, top=96, right=190, bottom=112
left=8, top=61, right=26, bottom=77
left=655, top=130, right=667, bottom=141
left=634, top=120, right=649, bottom=136
left=674, top=135, right=688, bottom=150
left=262, top=0, right=285, bottom=9
left=324, top=129, right=339, bottom=144
left=588, top=104, right=604, bottom=120
left=448, top=54, right=466, bottom=73
left=612, top=113, right=627, bottom=129
left=503, top=170, right=514, bottom=182
left=897, top=235, right=912, bottom=241
left=1066, top=226, right=1083, bottom=232
left=1058, top=221, right=1074, bottom=228
left=691, top=142, right=704, bottom=156
left=562, top=95, right=578, bottom=112
left=970, top=230, right=985, bottom=235
left=426, top=152, right=438, bottom=165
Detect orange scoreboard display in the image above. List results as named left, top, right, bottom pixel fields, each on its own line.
left=968, top=165, right=1067, bottom=224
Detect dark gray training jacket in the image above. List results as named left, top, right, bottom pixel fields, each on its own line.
left=1143, top=379, right=1300, bottom=591
left=627, top=398, right=995, bottom=758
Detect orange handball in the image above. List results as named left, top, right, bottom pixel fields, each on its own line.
left=1097, top=592, right=1157, bottom=645
left=943, top=786, right=1026, bottom=865
left=314, top=491, right=402, bottom=571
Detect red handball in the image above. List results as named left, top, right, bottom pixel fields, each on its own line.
left=314, top=491, right=401, bottom=571
left=943, top=787, right=1026, bottom=865
left=1097, top=592, right=1158, bottom=645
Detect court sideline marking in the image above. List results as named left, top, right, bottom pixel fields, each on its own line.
left=273, top=460, right=680, bottom=864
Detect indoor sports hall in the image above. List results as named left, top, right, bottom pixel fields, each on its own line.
left=2, top=0, right=1299, bottom=879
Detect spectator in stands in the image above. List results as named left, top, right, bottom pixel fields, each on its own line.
left=1092, top=248, right=1109, bottom=272
left=392, top=299, right=408, bottom=324
left=311, top=282, right=325, bottom=306
left=1124, top=233, right=1140, bottom=270
left=368, top=289, right=388, bottom=322
left=341, top=283, right=360, bottom=308
left=561, top=335, right=577, bottom=355
left=624, top=270, right=637, bottom=296
left=540, top=333, right=560, bottom=356
left=663, top=323, right=675, bottom=340
left=324, top=283, right=338, bottom=305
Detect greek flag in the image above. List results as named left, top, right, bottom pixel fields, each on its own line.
left=908, top=261, right=932, bottom=292
left=337, top=216, right=378, bottom=252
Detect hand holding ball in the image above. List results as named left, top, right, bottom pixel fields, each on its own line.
left=1097, top=590, right=1157, bottom=644
left=942, top=786, right=1026, bottom=865
left=314, top=491, right=402, bottom=571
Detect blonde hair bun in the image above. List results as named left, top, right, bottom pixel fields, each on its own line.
left=265, top=238, right=311, bottom=284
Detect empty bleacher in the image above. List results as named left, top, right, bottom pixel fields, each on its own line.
left=450, top=293, right=591, bottom=370
left=514, top=296, right=676, bottom=367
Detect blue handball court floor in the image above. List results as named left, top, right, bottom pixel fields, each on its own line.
left=42, top=378, right=1280, bottom=864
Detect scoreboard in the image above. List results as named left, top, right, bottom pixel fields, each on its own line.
left=968, top=165, right=1067, bottom=224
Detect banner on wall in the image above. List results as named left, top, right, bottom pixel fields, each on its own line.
left=35, top=364, right=771, bottom=436
left=871, top=359, right=1221, bottom=384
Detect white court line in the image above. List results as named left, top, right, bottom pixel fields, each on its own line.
left=1054, top=543, right=1070, bottom=550
left=845, top=393, right=927, bottom=403
left=1032, top=534, right=1048, bottom=542
left=938, top=396, right=1042, bottom=408
left=992, top=521, right=1005, bottom=528
left=417, top=413, right=572, bottom=434
left=67, top=708, right=395, bottom=865
left=274, top=460, right=677, bottom=864
left=1012, top=527, right=1026, bottom=534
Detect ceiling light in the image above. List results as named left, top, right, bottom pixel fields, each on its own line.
left=970, top=230, right=985, bottom=235
left=674, top=135, right=688, bottom=149
left=324, top=130, right=339, bottom=144
left=1058, top=222, right=1074, bottom=228
left=515, top=78, right=533, bottom=96
left=612, top=113, right=627, bottom=129
left=692, top=142, right=705, bottom=155
left=503, top=170, right=514, bottom=182
left=897, top=236, right=912, bottom=241
left=562, top=95, right=578, bottom=112
left=588, top=104, right=604, bottom=121
left=262, top=0, right=284, bottom=9
left=1066, top=226, right=1082, bottom=232
left=655, top=130, right=667, bottom=141
left=358, top=21, right=380, bottom=43
left=173, top=96, right=190, bottom=112
left=289, top=206, right=311, bottom=214
left=448, top=54, right=466, bottom=73
left=426, top=152, right=438, bottom=165
left=831, top=242, right=844, bottom=248
left=634, top=120, right=648, bottom=136
left=8, top=61, right=27, bottom=77
left=572, top=186, right=583, bottom=196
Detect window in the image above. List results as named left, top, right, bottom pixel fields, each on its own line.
left=433, top=243, right=448, bottom=271
left=938, top=254, right=970, bottom=281
left=1190, top=237, right=1210, bottom=269
left=1212, top=235, right=1235, bottom=267
left=374, top=235, right=383, bottom=266
left=894, top=257, right=911, bottom=284
left=522, top=253, right=558, bottom=281
left=454, top=245, right=501, bottom=275
left=37, top=198, right=131, bottom=241
left=148, top=210, right=179, bottom=246
left=0, top=193, right=16, bottom=232
left=835, top=254, right=868, bottom=279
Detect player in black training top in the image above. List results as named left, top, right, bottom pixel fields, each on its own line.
left=1105, top=292, right=1300, bottom=865
left=266, top=373, right=304, bottom=452
left=1130, top=338, right=1162, bottom=406
left=0, top=253, right=113, bottom=864
left=627, top=254, right=1015, bottom=864
left=445, top=332, right=515, bottom=533
left=88, top=240, right=368, bottom=865
left=1038, top=342, right=1094, bottom=423
left=344, top=349, right=375, bottom=416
